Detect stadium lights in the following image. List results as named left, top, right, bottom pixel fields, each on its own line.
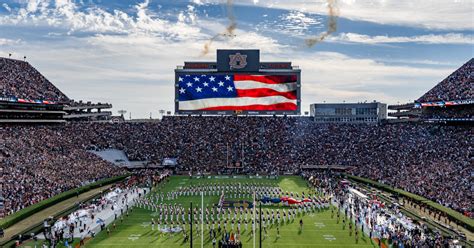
left=118, top=110, right=127, bottom=117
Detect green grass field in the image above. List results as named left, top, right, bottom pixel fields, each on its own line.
left=23, top=176, right=379, bottom=248
left=87, top=176, right=377, bottom=248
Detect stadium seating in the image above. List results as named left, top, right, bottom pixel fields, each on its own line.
left=417, top=58, right=473, bottom=102
left=0, top=58, right=69, bottom=102
left=0, top=126, right=124, bottom=216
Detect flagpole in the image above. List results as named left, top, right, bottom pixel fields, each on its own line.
left=201, top=191, right=204, bottom=248
left=259, top=202, right=262, bottom=248
left=190, top=202, right=193, bottom=248
left=253, top=191, right=256, bottom=248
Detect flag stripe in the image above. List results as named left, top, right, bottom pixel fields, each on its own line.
left=234, top=74, right=297, bottom=84
left=201, top=102, right=297, bottom=111
left=234, top=81, right=297, bottom=92
left=179, top=96, right=297, bottom=110
left=237, top=89, right=297, bottom=100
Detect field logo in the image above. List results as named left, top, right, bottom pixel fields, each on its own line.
left=229, top=53, right=247, bottom=70
left=323, top=235, right=336, bottom=241
left=128, top=234, right=141, bottom=241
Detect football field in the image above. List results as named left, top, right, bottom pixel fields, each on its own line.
left=84, top=176, right=377, bottom=248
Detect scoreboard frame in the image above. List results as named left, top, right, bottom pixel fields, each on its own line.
left=174, top=49, right=301, bottom=116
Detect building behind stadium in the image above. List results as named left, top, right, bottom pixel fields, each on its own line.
left=310, top=102, right=387, bottom=123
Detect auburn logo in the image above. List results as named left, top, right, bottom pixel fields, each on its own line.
left=229, top=53, right=247, bottom=70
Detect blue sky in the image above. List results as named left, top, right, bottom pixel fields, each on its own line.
left=0, top=0, right=472, bottom=117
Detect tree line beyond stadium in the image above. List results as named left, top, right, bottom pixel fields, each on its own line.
left=175, top=49, right=301, bottom=115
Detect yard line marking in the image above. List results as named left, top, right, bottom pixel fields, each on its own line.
left=323, top=234, right=336, bottom=241
left=314, top=222, right=325, bottom=228
left=127, top=234, right=142, bottom=241
left=140, top=222, right=151, bottom=227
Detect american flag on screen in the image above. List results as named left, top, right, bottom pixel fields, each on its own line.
left=177, top=74, right=298, bottom=111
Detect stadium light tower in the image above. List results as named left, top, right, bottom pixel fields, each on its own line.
left=118, top=110, right=127, bottom=117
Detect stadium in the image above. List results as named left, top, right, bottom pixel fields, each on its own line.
left=0, top=48, right=472, bottom=248
left=0, top=1, right=473, bottom=247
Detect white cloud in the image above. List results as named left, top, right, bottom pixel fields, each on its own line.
left=290, top=52, right=454, bottom=106
left=221, top=0, right=474, bottom=30
left=2, top=3, right=12, bottom=12
left=0, top=0, right=202, bottom=39
left=191, top=0, right=205, bottom=5
left=374, top=58, right=457, bottom=66
left=0, top=38, right=21, bottom=46
left=271, top=10, right=322, bottom=36
left=329, top=32, right=474, bottom=45
left=26, top=0, right=41, bottom=13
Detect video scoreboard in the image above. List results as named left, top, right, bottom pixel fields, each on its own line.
left=175, top=49, right=301, bottom=115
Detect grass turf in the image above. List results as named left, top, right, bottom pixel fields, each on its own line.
left=25, top=176, right=379, bottom=248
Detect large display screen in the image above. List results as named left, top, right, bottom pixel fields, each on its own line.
left=175, top=73, right=300, bottom=115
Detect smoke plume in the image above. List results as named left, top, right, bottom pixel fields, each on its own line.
left=201, top=0, right=237, bottom=56
left=305, top=0, right=339, bottom=47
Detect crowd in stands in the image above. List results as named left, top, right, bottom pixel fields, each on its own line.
left=421, top=105, right=474, bottom=119
left=1, top=117, right=471, bottom=218
left=417, top=58, right=473, bottom=102
left=0, top=126, right=124, bottom=216
left=0, top=57, right=69, bottom=102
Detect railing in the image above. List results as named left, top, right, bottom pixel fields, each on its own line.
left=387, top=103, right=414, bottom=110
